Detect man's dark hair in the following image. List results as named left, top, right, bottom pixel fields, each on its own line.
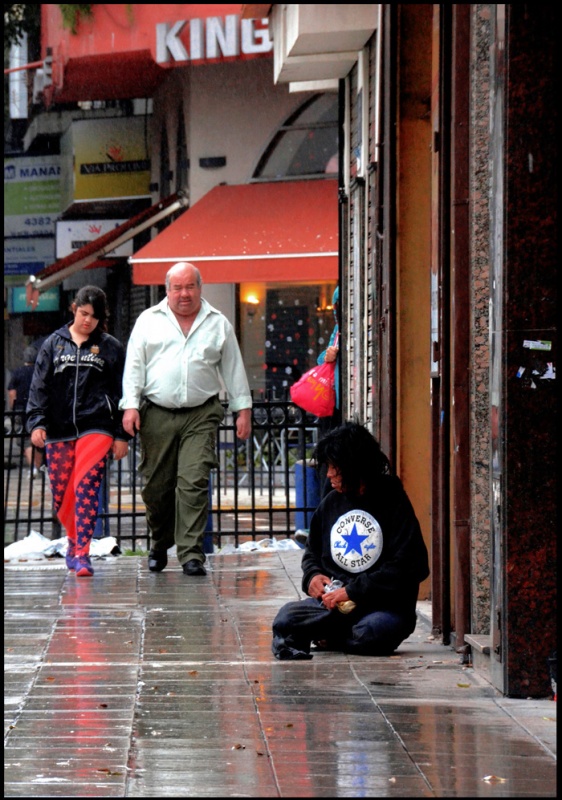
left=313, top=421, right=391, bottom=496
left=73, top=285, right=109, bottom=327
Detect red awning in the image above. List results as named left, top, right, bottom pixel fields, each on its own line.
left=130, top=179, right=339, bottom=285
left=51, top=51, right=168, bottom=104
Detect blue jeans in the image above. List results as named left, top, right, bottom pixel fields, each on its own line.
left=272, top=597, right=417, bottom=659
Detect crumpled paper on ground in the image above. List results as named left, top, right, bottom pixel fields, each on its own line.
left=4, top=529, right=119, bottom=563
left=214, top=537, right=301, bottom=555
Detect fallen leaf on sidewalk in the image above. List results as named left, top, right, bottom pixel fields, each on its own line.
left=457, top=683, right=471, bottom=688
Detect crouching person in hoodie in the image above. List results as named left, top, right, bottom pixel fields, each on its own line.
left=272, top=422, right=429, bottom=660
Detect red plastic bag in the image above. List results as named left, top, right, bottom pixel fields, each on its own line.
left=290, top=361, right=336, bottom=417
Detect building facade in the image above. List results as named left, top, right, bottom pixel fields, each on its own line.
left=262, top=2, right=557, bottom=697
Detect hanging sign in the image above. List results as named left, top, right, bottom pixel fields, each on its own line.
left=4, top=156, right=63, bottom=237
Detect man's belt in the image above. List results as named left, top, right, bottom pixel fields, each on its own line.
left=144, top=395, right=219, bottom=413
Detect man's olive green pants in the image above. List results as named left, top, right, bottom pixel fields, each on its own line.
left=139, top=396, right=224, bottom=565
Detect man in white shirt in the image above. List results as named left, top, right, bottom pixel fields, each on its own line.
left=121, top=262, right=252, bottom=576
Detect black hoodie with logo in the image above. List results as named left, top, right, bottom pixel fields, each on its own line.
left=301, top=475, right=429, bottom=620
left=26, top=323, right=129, bottom=443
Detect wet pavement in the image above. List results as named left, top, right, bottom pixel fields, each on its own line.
left=4, top=549, right=557, bottom=798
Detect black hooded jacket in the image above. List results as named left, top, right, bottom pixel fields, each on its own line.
left=26, top=323, right=129, bottom=443
left=301, top=475, right=429, bottom=618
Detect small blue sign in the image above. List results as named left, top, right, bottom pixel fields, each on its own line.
left=9, top=286, right=60, bottom=313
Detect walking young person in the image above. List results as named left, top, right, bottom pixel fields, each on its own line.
left=27, top=286, right=129, bottom=577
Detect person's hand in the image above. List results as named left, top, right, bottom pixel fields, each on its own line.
left=324, top=345, right=339, bottom=363
left=112, top=440, right=129, bottom=461
left=122, top=409, right=140, bottom=436
left=235, top=408, right=251, bottom=440
left=30, top=428, right=47, bottom=449
left=308, top=574, right=331, bottom=599
left=321, top=586, right=350, bottom=610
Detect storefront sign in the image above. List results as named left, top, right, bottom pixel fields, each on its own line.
left=4, top=237, right=55, bottom=277
left=61, top=117, right=151, bottom=207
left=9, top=285, right=60, bottom=313
left=4, top=156, right=63, bottom=237
left=56, top=220, right=133, bottom=258
left=156, top=15, right=272, bottom=64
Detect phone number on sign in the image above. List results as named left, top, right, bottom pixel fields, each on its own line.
left=24, top=217, right=55, bottom=227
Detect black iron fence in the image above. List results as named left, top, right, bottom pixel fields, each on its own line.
left=3, top=400, right=322, bottom=551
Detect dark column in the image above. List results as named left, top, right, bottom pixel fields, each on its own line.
left=493, top=5, right=557, bottom=697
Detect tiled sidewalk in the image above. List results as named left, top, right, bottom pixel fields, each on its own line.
left=4, top=550, right=557, bottom=797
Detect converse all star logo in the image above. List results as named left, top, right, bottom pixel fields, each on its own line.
left=330, top=510, right=383, bottom=573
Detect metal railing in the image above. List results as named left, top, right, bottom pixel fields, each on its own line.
left=3, top=400, right=321, bottom=550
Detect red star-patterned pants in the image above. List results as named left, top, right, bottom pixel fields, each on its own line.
left=45, top=434, right=113, bottom=557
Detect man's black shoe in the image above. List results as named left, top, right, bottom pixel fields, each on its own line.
left=148, top=550, right=167, bottom=572
left=182, top=559, right=207, bottom=576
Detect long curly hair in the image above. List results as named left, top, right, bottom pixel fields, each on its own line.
left=313, top=421, right=391, bottom=496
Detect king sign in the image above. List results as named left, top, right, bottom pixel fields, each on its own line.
left=156, top=15, right=272, bottom=64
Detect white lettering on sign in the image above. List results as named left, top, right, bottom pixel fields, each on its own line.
left=241, top=18, right=272, bottom=54
left=206, top=16, right=238, bottom=59
left=156, top=21, right=188, bottom=63
left=156, top=15, right=272, bottom=65
left=191, top=18, right=203, bottom=60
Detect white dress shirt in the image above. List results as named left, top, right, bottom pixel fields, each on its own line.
left=120, top=297, right=252, bottom=413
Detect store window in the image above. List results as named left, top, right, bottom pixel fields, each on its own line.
left=240, top=282, right=338, bottom=396
left=239, top=93, right=340, bottom=395
left=252, top=93, right=338, bottom=181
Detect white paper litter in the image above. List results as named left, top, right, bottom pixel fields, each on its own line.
left=4, top=530, right=119, bottom=563
left=213, top=537, right=301, bottom=555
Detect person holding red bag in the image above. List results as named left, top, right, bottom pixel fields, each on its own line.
left=290, top=285, right=341, bottom=421
left=316, top=286, right=341, bottom=423
left=292, top=286, right=342, bottom=545
left=316, top=285, right=342, bottom=492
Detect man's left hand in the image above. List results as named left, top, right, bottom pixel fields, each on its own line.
left=235, top=408, right=252, bottom=440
